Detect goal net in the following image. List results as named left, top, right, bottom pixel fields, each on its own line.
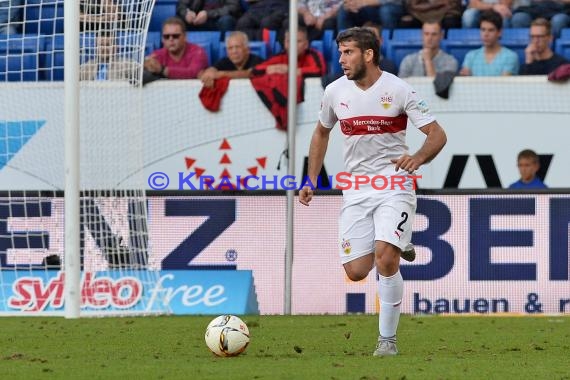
left=0, top=0, right=169, bottom=316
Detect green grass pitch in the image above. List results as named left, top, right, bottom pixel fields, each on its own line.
left=1, top=315, right=569, bottom=379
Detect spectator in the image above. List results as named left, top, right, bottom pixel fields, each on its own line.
left=322, top=22, right=396, bottom=87
left=401, top=0, right=463, bottom=29
left=337, top=0, right=405, bottom=30
left=511, top=0, right=570, bottom=38
left=176, top=0, right=241, bottom=34
left=520, top=18, right=568, bottom=75
left=252, top=26, right=327, bottom=77
left=298, top=0, right=343, bottom=41
left=143, top=17, right=209, bottom=82
left=236, top=0, right=289, bottom=41
left=459, top=10, right=519, bottom=76
left=462, top=0, right=513, bottom=28
left=80, top=31, right=138, bottom=81
left=399, top=21, right=458, bottom=77
left=199, top=31, right=263, bottom=87
left=508, top=149, right=548, bottom=189
left=80, top=0, right=120, bottom=32
left=0, top=0, right=23, bottom=35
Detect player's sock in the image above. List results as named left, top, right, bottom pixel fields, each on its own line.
left=378, top=270, right=404, bottom=339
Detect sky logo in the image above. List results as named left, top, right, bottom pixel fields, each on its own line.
left=0, top=120, right=46, bottom=170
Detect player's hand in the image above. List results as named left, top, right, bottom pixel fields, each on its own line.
left=391, top=154, right=421, bottom=174
left=299, top=186, right=314, bottom=206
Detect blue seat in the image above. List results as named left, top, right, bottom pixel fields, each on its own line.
left=192, top=41, right=212, bottom=65
left=0, top=35, right=42, bottom=81
left=441, top=40, right=482, bottom=65
left=560, top=28, right=570, bottom=40
left=329, top=43, right=341, bottom=75
left=186, top=31, right=222, bottom=62
left=310, top=40, right=324, bottom=57
left=41, top=34, right=64, bottom=80
left=386, top=41, right=423, bottom=68
left=149, top=2, right=176, bottom=32
left=555, top=39, right=570, bottom=60
left=392, top=28, right=422, bottom=42
left=23, top=0, right=64, bottom=35
left=446, top=28, right=480, bottom=41
left=145, top=31, right=161, bottom=55
left=501, top=28, right=529, bottom=43
left=321, top=29, right=335, bottom=62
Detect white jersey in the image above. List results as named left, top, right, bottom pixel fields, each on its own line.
left=319, top=71, right=435, bottom=194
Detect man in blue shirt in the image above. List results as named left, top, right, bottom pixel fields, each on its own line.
left=459, top=10, right=519, bottom=76
left=509, top=149, right=548, bottom=189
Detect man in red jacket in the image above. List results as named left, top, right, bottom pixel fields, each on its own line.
left=252, top=26, right=326, bottom=78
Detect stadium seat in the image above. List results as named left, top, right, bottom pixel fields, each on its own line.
left=148, top=1, right=176, bottom=32
left=559, top=28, right=570, bottom=39
left=321, top=29, right=335, bottom=62
left=186, top=31, right=222, bottom=62
left=40, top=34, right=63, bottom=80
left=329, top=44, right=341, bottom=75
left=392, top=28, right=422, bottom=42
left=145, top=31, right=161, bottom=55
left=441, top=40, right=482, bottom=65
left=555, top=39, right=570, bottom=60
left=0, top=35, right=42, bottom=81
left=446, top=28, right=480, bottom=41
left=193, top=41, right=212, bottom=65
left=386, top=41, right=423, bottom=69
left=22, top=0, right=64, bottom=35
left=310, top=40, right=324, bottom=57
left=501, top=28, right=529, bottom=43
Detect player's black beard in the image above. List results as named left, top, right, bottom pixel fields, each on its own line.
left=348, top=60, right=366, bottom=81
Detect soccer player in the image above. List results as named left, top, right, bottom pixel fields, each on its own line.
left=299, top=27, right=447, bottom=356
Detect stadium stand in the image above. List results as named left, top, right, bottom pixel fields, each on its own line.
left=22, top=0, right=64, bottom=35
left=0, top=35, right=41, bottom=81
left=148, top=0, right=176, bottom=32
left=391, top=28, right=422, bottom=42
left=556, top=28, right=570, bottom=59
left=186, top=30, right=222, bottom=63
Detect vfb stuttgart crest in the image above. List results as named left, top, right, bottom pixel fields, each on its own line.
left=380, top=94, right=393, bottom=109
left=341, top=239, right=351, bottom=254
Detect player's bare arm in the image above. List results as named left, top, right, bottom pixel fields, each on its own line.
left=391, top=121, right=447, bottom=173
left=299, top=122, right=331, bottom=206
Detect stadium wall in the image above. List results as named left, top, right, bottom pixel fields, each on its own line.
left=1, top=77, right=569, bottom=190
left=1, top=192, right=569, bottom=315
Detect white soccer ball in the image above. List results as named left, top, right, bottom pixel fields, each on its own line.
left=204, top=315, right=250, bottom=357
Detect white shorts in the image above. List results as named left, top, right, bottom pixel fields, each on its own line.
left=338, top=191, right=416, bottom=264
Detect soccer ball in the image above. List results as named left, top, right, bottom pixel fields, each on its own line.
left=204, top=315, right=250, bottom=357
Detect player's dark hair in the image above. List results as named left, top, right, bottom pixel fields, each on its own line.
left=336, top=27, right=380, bottom=66
left=480, top=10, right=503, bottom=30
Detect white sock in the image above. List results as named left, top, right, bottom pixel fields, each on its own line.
left=378, top=270, right=404, bottom=339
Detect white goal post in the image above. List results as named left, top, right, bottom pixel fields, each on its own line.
left=0, top=0, right=169, bottom=317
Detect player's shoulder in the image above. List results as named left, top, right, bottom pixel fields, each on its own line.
left=381, top=71, right=414, bottom=93
left=323, top=74, right=350, bottom=97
